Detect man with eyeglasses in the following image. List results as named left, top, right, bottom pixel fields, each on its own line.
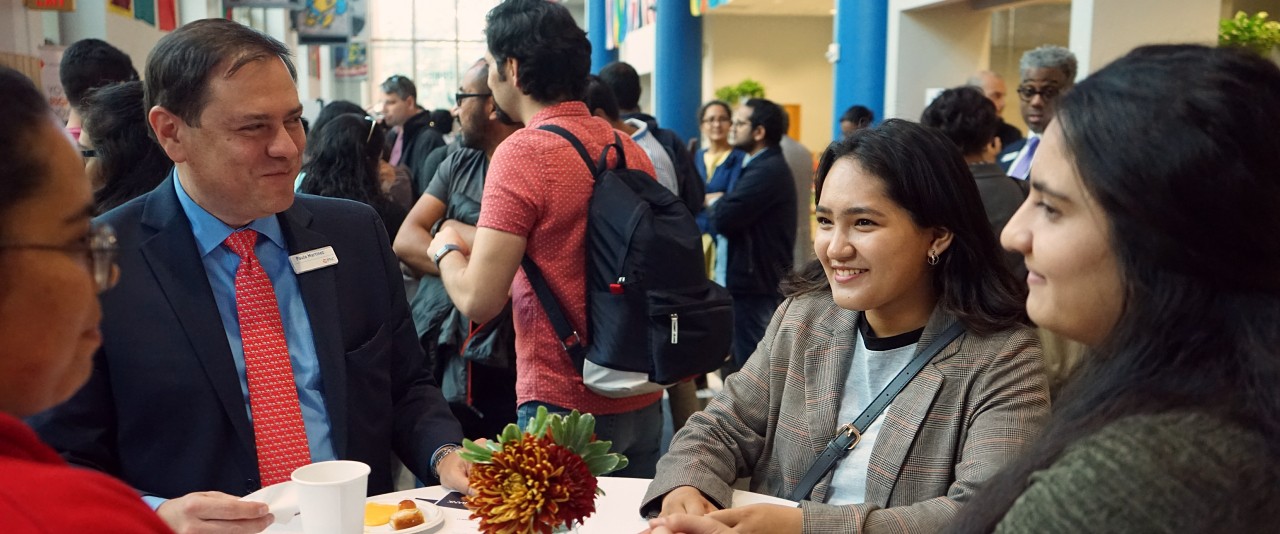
left=712, top=98, right=797, bottom=375
left=29, top=19, right=468, bottom=534
left=999, top=45, right=1078, bottom=179
left=394, top=58, right=523, bottom=440
left=381, top=74, right=446, bottom=198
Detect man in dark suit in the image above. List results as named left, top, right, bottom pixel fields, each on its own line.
left=706, top=98, right=797, bottom=373
left=29, top=19, right=466, bottom=534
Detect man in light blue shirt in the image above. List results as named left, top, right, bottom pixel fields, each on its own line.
left=29, top=19, right=467, bottom=534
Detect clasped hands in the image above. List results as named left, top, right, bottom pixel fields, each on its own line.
left=643, top=485, right=802, bottom=534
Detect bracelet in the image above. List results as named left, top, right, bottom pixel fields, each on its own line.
left=430, top=217, right=448, bottom=236
left=431, top=443, right=463, bottom=479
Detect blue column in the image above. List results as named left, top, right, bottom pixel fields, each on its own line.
left=655, top=0, right=702, bottom=142
left=833, top=0, right=888, bottom=141
left=588, top=0, right=618, bottom=73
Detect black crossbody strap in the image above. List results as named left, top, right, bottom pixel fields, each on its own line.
left=520, top=256, right=587, bottom=370
left=788, top=321, right=967, bottom=502
left=537, top=124, right=598, bottom=178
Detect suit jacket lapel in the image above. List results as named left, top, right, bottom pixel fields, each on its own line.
left=863, top=309, right=961, bottom=505
left=278, top=202, right=349, bottom=459
left=806, top=304, right=858, bottom=503
left=138, top=176, right=256, bottom=454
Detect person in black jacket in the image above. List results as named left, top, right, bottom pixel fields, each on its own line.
left=599, top=61, right=705, bottom=216
left=706, top=98, right=797, bottom=372
left=380, top=75, right=446, bottom=197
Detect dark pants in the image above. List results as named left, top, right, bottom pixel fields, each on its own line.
left=516, top=399, right=663, bottom=478
left=727, top=293, right=782, bottom=373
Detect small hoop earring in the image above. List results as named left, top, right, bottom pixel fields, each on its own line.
left=928, top=250, right=939, bottom=266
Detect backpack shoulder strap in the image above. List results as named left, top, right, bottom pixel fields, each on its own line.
left=520, top=255, right=587, bottom=369
left=537, top=124, right=597, bottom=177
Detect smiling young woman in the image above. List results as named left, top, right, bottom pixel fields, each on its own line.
left=947, top=44, right=1280, bottom=534
left=642, top=119, right=1048, bottom=534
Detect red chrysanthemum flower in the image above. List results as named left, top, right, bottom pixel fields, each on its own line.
left=465, top=434, right=599, bottom=534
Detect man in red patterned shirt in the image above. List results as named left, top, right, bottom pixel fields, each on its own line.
left=428, top=0, right=663, bottom=477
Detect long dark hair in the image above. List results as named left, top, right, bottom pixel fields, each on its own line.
left=949, top=45, right=1280, bottom=532
left=0, top=68, right=52, bottom=229
left=82, top=81, right=173, bottom=214
left=300, top=113, right=388, bottom=208
left=782, top=119, right=1027, bottom=336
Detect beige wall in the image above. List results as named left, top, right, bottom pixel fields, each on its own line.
left=703, top=14, right=834, bottom=154
left=1070, top=0, right=1220, bottom=76
left=886, top=1, right=992, bottom=121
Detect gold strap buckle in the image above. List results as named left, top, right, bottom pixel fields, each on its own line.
left=836, top=423, right=862, bottom=451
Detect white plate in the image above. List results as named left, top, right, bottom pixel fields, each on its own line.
left=362, top=498, right=445, bottom=534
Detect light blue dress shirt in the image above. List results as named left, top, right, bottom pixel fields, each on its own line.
left=174, top=172, right=336, bottom=462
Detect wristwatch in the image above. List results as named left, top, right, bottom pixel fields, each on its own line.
left=432, top=243, right=462, bottom=266
left=430, top=443, right=463, bottom=479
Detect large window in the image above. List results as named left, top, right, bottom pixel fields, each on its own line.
left=368, top=0, right=500, bottom=112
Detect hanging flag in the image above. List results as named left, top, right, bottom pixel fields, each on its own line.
left=135, top=0, right=155, bottom=26
left=107, top=0, right=132, bottom=17
left=157, top=0, right=177, bottom=31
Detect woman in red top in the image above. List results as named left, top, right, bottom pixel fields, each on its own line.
left=0, top=67, right=174, bottom=533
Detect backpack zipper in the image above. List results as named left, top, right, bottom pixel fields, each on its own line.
left=670, top=313, right=679, bottom=344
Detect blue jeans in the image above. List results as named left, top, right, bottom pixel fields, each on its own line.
left=728, top=294, right=782, bottom=371
left=516, top=400, right=663, bottom=478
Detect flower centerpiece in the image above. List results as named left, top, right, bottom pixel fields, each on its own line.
left=460, top=406, right=628, bottom=534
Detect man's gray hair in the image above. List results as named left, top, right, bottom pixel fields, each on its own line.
left=1020, top=45, right=1078, bottom=84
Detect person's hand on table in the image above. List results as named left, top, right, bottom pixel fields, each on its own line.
left=439, top=437, right=487, bottom=496
left=706, top=503, right=801, bottom=534
left=660, top=485, right=719, bottom=516
left=156, top=491, right=274, bottom=534
left=644, top=513, right=737, bottom=534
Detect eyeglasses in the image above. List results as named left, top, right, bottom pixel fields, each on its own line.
left=731, top=119, right=752, bottom=128
left=701, top=117, right=730, bottom=125
left=0, top=222, right=119, bottom=292
left=1016, top=84, right=1062, bottom=102
left=80, top=149, right=97, bottom=158
left=455, top=92, right=491, bottom=105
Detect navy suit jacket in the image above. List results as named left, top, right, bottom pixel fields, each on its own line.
left=29, top=177, right=463, bottom=498
left=705, top=146, right=797, bottom=296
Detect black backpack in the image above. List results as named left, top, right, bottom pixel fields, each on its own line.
left=521, top=124, right=733, bottom=398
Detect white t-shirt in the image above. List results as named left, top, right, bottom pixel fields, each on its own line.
left=824, top=322, right=922, bottom=505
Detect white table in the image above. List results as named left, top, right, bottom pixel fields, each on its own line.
left=268, top=477, right=795, bottom=533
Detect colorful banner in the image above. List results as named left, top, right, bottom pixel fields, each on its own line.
left=158, top=0, right=177, bottom=31
left=606, top=0, right=657, bottom=50
left=333, top=41, right=368, bottom=79
left=225, top=0, right=298, bottom=7
left=294, top=0, right=366, bottom=44
left=134, top=0, right=155, bottom=25
left=107, top=0, right=132, bottom=17
left=690, top=0, right=732, bottom=17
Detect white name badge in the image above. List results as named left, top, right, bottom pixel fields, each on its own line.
left=289, top=246, right=339, bottom=274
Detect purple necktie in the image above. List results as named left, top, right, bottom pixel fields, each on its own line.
left=1009, top=136, right=1040, bottom=180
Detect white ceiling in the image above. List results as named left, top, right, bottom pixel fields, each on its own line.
left=706, top=0, right=834, bottom=17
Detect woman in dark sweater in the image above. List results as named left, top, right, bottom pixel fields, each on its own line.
left=945, top=44, right=1280, bottom=533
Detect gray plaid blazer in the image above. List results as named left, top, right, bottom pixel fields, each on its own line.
left=641, top=291, right=1050, bottom=533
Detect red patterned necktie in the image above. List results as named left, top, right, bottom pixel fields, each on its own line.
left=224, top=229, right=311, bottom=486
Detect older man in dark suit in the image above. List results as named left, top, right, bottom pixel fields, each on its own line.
left=29, top=19, right=466, bottom=534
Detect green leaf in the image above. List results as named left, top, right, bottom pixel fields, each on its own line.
left=584, top=454, right=619, bottom=475
left=500, top=423, right=523, bottom=444
left=460, top=439, right=494, bottom=463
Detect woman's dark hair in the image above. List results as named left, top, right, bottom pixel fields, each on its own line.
left=485, top=0, right=590, bottom=104
left=312, top=100, right=366, bottom=135
left=919, top=86, right=998, bottom=157
left=428, top=108, right=454, bottom=136
left=698, top=100, right=732, bottom=122
left=0, top=68, right=54, bottom=230
left=782, top=119, right=1027, bottom=336
left=949, top=45, right=1280, bottom=532
left=82, top=81, right=173, bottom=214
left=299, top=114, right=404, bottom=240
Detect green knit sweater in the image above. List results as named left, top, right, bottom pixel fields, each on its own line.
left=994, top=411, right=1278, bottom=533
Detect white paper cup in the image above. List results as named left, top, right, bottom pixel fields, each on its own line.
left=291, top=460, right=371, bottom=534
